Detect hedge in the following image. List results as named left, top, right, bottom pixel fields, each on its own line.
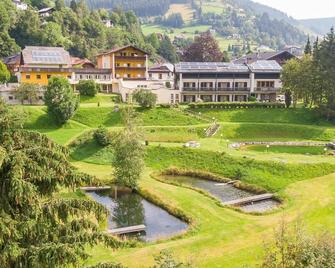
left=188, top=102, right=286, bottom=109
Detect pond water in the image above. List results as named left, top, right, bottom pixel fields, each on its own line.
left=163, top=175, right=280, bottom=212
left=163, top=175, right=254, bottom=202
left=239, top=199, right=280, bottom=213
left=86, top=188, right=188, bottom=241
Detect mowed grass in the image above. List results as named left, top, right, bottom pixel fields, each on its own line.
left=245, top=145, right=326, bottom=155
left=217, top=122, right=335, bottom=141
left=191, top=108, right=329, bottom=125
left=143, top=126, right=206, bottom=142
left=83, top=169, right=335, bottom=267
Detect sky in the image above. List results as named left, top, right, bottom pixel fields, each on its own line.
left=252, top=0, right=335, bottom=19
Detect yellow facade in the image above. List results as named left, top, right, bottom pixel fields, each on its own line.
left=20, top=71, right=71, bottom=86
left=96, top=46, right=148, bottom=80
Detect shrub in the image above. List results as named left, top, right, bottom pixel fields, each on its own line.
left=77, top=80, right=98, bottom=97
left=262, top=220, right=335, bottom=268
left=165, top=81, right=171, bottom=88
left=188, top=102, right=285, bottom=109
left=44, top=77, right=79, bottom=124
left=133, top=89, right=157, bottom=108
left=248, top=96, right=257, bottom=102
left=93, top=126, right=112, bottom=146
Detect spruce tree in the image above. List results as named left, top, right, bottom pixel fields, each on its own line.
left=0, top=99, right=124, bottom=267
left=304, top=36, right=312, bottom=54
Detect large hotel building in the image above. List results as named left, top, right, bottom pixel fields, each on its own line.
left=1, top=45, right=284, bottom=104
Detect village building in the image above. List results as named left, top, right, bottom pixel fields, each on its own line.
left=233, top=50, right=297, bottom=66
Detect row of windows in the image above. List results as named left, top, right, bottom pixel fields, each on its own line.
left=184, top=82, right=248, bottom=88
left=115, top=63, right=144, bottom=67
left=76, top=74, right=111, bottom=80
left=25, top=74, right=71, bottom=80
left=257, top=81, right=275, bottom=88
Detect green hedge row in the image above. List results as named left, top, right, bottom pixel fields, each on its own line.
left=189, top=102, right=286, bottom=109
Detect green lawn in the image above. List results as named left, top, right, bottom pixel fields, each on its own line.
left=82, top=170, right=335, bottom=267
left=245, top=145, right=326, bottom=155
left=18, top=104, right=335, bottom=267
left=191, top=108, right=329, bottom=125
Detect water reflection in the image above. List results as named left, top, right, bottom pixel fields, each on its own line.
left=86, top=188, right=188, bottom=241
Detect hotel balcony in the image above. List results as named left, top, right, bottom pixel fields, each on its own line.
left=115, top=55, right=146, bottom=60
left=254, top=87, right=281, bottom=92
left=115, top=66, right=146, bottom=70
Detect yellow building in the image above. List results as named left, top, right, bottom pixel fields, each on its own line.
left=18, top=46, right=72, bottom=86
left=96, top=45, right=148, bottom=80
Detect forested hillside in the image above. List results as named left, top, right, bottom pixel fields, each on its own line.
left=0, top=0, right=165, bottom=60
left=66, top=0, right=189, bottom=17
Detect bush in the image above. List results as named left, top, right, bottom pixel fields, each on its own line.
left=133, top=89, right=157, bottom=108
left=248, top=96, right=257, bottom=102
left=93, top=126, right=112, bottom=146
left=77, top=80, right=98, bottom=97
left=188, top=102, right=285, bottom=109
left=44, top=77, right=79, bottom=124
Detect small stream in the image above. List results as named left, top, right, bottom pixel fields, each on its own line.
left=86, top=188, right=188, bottom=241
left=163, top=175, right=280, bottom=213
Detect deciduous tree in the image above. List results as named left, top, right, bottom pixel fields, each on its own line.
left=0, top=60, right=10, bottom=84
left=183, top=31, right=223, bottom=62
left=44, top=77, right=79, bottom=124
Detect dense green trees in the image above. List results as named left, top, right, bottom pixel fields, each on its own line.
left=281, top=28, right=335, bottom=119
left=78, top=80, right=99, bottom=97
left=183, top=31, right=223, bottom=62
left=133, top=89, right=157, bottom=108
left=44, top=77, right=79, bottom=124
left=162, top=13, right=185, bottom=28
left=0, top=98, right=123, bottom=267
left=158, top=35, right=178, bottom=63
left=0, top=61, right=10, bottom=84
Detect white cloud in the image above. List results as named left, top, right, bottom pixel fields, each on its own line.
left=251, top=0, right=335, bottom=19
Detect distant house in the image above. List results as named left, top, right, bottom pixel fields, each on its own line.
left=12, top=0, right=28, bottom=10
left=233, top=50, right=297, bottom=66
left=102, top=19, right=113, bottom=28
left=3, top=53, right=21, bottom=74
left=148, top=63, right=174, bottom=82
left=38, top=7, right=55, bottom=17
left=71, top=57, right=95, bottom=69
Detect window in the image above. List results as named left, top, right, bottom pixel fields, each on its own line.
left=159, top=74, right=163, bottom=79
left=127, top=63, right=131, bottom=67
left=36, top=74, right=41, bottom=80
left=127, top=74, right=131, bottom=78
left=149, top=73, right=152, bottom=78
left=67, top=75, right=71, bottom=79
left=116, top=63, right=120, bottom=67
left=25, top=74, right=31, bottom=79
left=8, top=96, right=13, bottom=100
left=47, top=74, right=51, bottom=79
left=39, top=96, right=43, bottom=100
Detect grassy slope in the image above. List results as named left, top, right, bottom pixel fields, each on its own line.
left=82, top=164, right=335, bottom=267
left=245, top=145, right=326, bottom=155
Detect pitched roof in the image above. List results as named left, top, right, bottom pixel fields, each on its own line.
left=233, top=50, right=296, bottom=64
left=71, top=56, right=95, bottom=68
left=247, top=60, right=282, bottom=73
left=21, top=46, right=72, bottom=66
left=149, top=63, right=174, bottom=73
left=2, top=53, right=21, bottom=65
left=96, top=45, right=149, bottom=56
